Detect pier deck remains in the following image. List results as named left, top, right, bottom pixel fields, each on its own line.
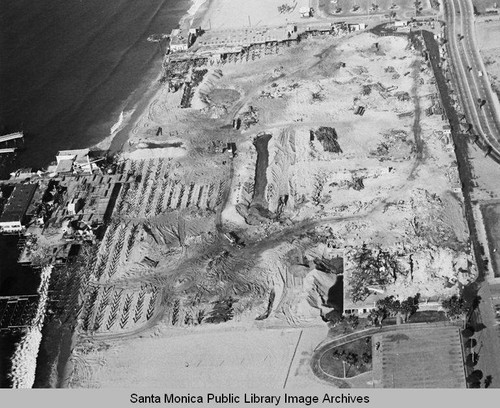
left=0, top=132, right=23, bottom=144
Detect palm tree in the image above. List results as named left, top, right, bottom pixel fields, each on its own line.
left=465, top=338, right=477, bottom=348
left=465, top=352, right=479, bottom=367
left=343, top=352, right=359, bottom=376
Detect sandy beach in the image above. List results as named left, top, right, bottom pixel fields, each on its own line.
left=44, top=0, right=211, bottom=388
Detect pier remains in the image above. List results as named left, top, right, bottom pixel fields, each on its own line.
left=0, top=149, right=129, bottom=265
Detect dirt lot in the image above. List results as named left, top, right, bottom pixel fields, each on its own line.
left=68, top=6, right=474, bottom=387
left=220, top=30, right=473, bottom=303
left=70, top=326, right=301, bottom=388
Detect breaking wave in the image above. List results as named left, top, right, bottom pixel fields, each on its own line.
left=8, top=266, right=52, bottom=388
left=187, top=0, right=207, bottom=16
left=110, top=110, right=125, bottom=135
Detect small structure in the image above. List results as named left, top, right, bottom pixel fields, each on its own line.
left=354, top=106, right=366, bottom=116
left=67, top=198, right=84, bottom=215
left=226, top=142, right=237, bottom=157
left=343, top=286, right=383, bottom=315
left=188, top=26, right=202, bottom=46
left=394, top=20, right=409, bottom=28
left=56, top=149, right=93, bottom=174
left=348, top=23, right=367, bottom=31
left=169, top=28, right=190, bottom=52
left=0, top=184, right=38, bottom=233
left=299, top=7, right=312, bottom=18
left=9, top=168, right=36, bottom=180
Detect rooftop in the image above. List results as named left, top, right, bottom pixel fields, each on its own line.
left=0, top=184, right=38, bottom=223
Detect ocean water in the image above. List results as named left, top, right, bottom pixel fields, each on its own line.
left=0, top=0, right=190, bottom=171
left=0, top=0, right=191, bottom=387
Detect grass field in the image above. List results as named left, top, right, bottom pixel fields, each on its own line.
left=318, top=337, right=372, bottom=378
left=372, top=326, right=466, bottom=388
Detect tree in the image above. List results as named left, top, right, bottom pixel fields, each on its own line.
left=376, top=295, right=405, bottom=317
left=324, top=309, right=343, bottom=325
left=400, top=293, right=420, bottom=322
left=467, top=370, right=483, bottom=384
left=376, top=296, right=396, bottom=314
left=361, top=352, right=372, bottom=365
left=347, top=314, right=359, bottom=329
left=465, top=338, right=477, bottom=348
left=462, top=326, right=475, bottom=338
left=484, top=375, right=493, bottom=388
left=344, top=352, right=359, bottom=374
left=368, top=308, right=386, bottom=326
left=442, top=295, right=470, bottom=320
left=465, top=352, right=479, bottom=367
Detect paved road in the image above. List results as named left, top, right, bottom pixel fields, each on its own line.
left=443, top=0, right=500, bottom=387
left=444, top=0, right=500, bottom=159
left=423, top=27, right=500, bottom=388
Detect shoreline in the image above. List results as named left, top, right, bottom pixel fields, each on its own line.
left=52, top=0, right=213, bottom=389
left=101, top=0, right=210, bottom=158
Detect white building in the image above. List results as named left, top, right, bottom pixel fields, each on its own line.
left=169, top=28, right=189, bottom=52
left=348, top=23, right=367, bottom=31
left=56, top=148, right=93, bottom=174
left=299, top=6, right=312, bottom=18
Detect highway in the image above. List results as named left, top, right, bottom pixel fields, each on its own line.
left=444, top=0, right=500, bottom=159
left=442, top=0, right=500, bottom=387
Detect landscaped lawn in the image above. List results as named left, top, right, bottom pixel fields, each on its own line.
left=318, top=337, right=372, bottom=378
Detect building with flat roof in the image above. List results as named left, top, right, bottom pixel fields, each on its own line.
left=343, top=265, right=445, bottom=316
left=169, top=28, right=190, bottom=52
left=0, top=183, right=38, bottom=233
left=55, top=148, right=93, bottom=174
